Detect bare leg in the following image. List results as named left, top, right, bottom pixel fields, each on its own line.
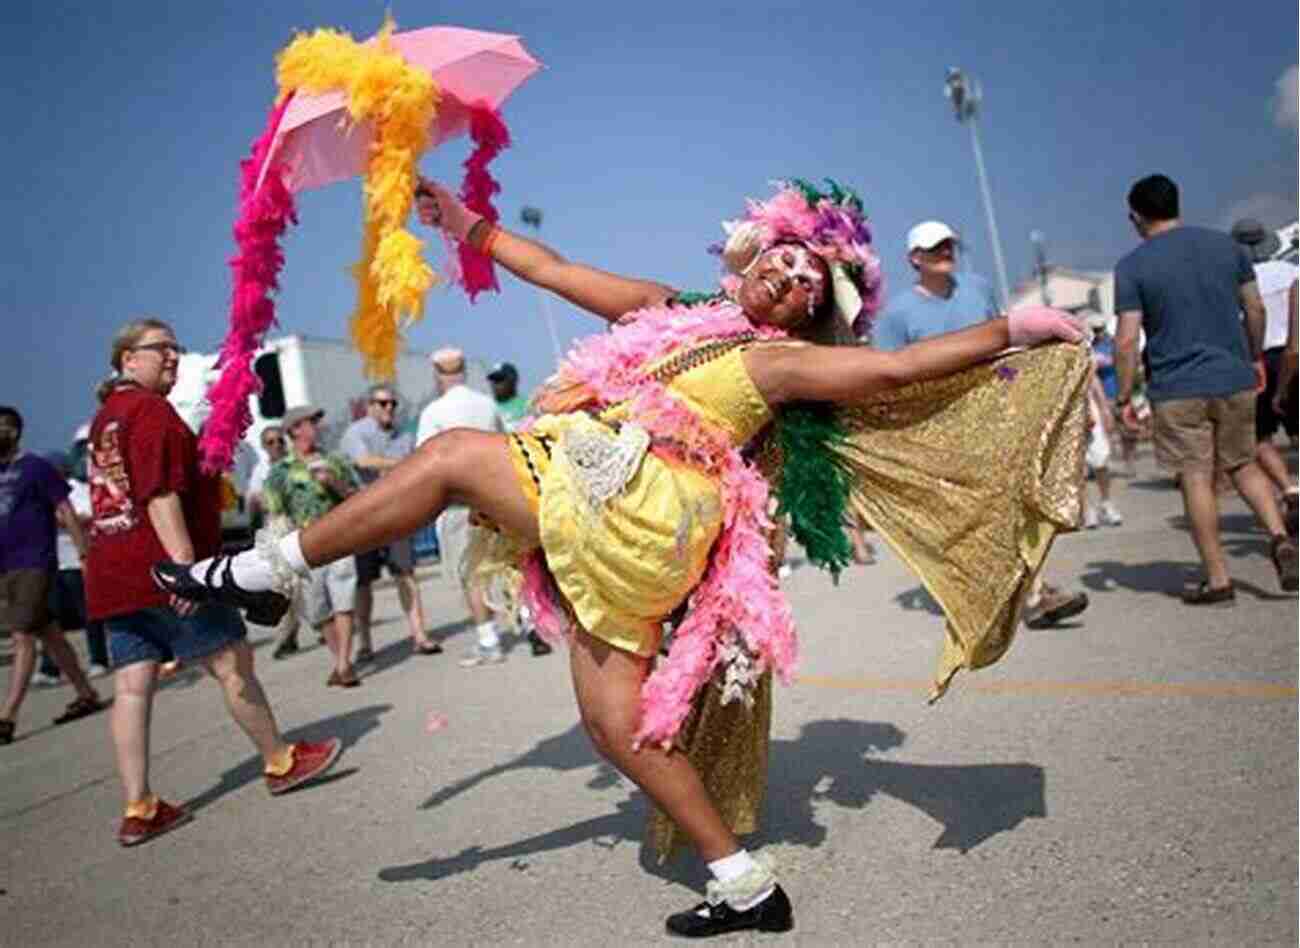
left=396, top=574, right=430, bottom=646
left=569, top=627, right=739, bottom=863
left=1095, top=465, right=1112, bottom=503
left=1256, top=442, right=1296, bottom=495
left=39, top=626, right=99, bottom=702
left=326, top=612, right=355, bottom=677
left=1228, top=461, right=1288, bottom=536
left=300, top=431, right=539, bottom=567
left=111, top=660, right=158, bottom=804
left=1179, top=469, right=1230, bottom=588
left=1, top=630, right=38, bottom=722
left=201, top=641, right=289, bottom=766
left=466, top=578, right=491, bottom=626
left=353, top=585, right=375, bottom=654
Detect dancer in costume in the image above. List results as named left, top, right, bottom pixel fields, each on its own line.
left=157, top=178, right=1089, bottom=937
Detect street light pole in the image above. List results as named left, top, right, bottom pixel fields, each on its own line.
left=519, top=206, right=564, bottom=365
left=944, top=68, right=1012, bottom=310
left=1029, top=229, right=1052, bottom=306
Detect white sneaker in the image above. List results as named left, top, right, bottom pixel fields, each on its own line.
left=1100, top=502, right=1123, bottom=526
left=86, top=663, right=111, bottom=679
left=458, top=647, right=505, bottom=668
left=31, top=671, right=61, bottom=688
left=1083, top=505, right=1100, bottom=530
left=777, top=564, right=794, bottom=579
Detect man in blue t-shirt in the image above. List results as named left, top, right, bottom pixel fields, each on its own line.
left=1113, top=174, right=1297, bottom=601
left=872, top=220, right=1000, bottom=351
left=873, top=221, right=1089, bottom=630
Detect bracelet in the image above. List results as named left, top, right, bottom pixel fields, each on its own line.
left=479, top=224, right=501, bottom=257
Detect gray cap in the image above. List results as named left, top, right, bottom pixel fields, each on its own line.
left=1230, top=218, right=1282, bottom=263
left=282, top=404, right=324, bottom=432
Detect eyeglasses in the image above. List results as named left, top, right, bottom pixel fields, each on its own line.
left=262, top=437, right=284, bottom=448
left=131, top=341, right=187, bottom=357
left=371, top=399, right=398, bottom=408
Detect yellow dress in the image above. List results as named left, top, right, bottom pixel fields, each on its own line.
left=505, top=345, right=772, bottom=656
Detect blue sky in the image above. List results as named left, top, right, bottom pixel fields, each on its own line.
left=3, top=1, right=1296, bottom=454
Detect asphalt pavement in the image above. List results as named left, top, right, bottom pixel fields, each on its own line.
left=2, top=447, right=1296, bottom=946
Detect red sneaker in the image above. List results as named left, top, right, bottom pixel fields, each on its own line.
left=265, top=738, right=343, bottom=796
left=117, top=798, right=193, bottom=847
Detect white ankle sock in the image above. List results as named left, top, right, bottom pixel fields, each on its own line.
left=475, top=620, right=500, bottom=651
left=707, top=849, right=756, bottom=884
left=189, top=550, right=274, bottom=591
left=704, top=850, right=773, bottom=912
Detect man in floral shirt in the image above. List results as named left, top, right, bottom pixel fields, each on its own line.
left=263, top=406, right=362, bottom=687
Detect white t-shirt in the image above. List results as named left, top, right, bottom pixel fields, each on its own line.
left=55, top=479, right=90, bottom=570
left=416, top=384, right=503, bottom=447
left=1253, top=259, right=1299, bottom=350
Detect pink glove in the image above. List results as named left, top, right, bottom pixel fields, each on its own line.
left=1007, top=306, right=1085, bottom=347
left=414, top=178, right=483, bottom=241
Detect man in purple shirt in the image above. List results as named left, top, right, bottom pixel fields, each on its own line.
left=0, top=406, right=105, bottom=744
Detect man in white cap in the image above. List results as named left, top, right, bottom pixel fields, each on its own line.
left=875, top=220, right=1090, bottom=629
left=872, top=221, right=1000, bottom=351
left=416, top=349, right=508, bottom=667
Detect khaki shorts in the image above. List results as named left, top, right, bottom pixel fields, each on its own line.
left=301, top=557, right=358, bottom=627
left=1, top=568, right=54, bottom=633
left=1151, top=390, right=1257, bottom=474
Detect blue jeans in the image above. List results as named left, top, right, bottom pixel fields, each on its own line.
left=106, top=603, right=247, bottom=669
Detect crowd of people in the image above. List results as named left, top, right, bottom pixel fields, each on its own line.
left=3, top=169, right=1296, bottom=938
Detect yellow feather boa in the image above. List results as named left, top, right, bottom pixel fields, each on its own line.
left=277, top=20, right=439, bottom=379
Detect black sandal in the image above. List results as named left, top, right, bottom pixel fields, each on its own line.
left=53, top=696, right=106, bottom=726
left=0, top=718, right=14, bottom=745
left=152, top=557, right=290, bottom=627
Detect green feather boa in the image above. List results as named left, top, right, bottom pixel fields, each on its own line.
left=772, top=402, right=853, bottom=580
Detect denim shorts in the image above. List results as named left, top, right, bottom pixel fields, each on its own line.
left=106, top=603, right=247, bottom=669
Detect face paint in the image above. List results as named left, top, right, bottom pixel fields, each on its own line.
left=772, top=245, right=827, bottom=318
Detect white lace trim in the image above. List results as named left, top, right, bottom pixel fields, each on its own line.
left=717, top=629, right=762, bottom=708
left=704, top=852, right=778, bottom=907
left=254, top=523, right=301, bottom=595
left=557, top=422, right=650, bottom=512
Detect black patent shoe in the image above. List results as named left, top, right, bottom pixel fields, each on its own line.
left=152, top=558, right=290, bottom=627
left=666, top=885, right=793, bottom=938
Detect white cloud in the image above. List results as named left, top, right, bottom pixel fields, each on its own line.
left=1274, top=65, right=1298, bottom=128
left=1219, top=193, right=1297, bottom=231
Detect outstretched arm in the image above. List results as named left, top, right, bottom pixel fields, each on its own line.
left=416, top=179, right=676, bottom=323
left=745, top=308, right=1082, bottom=405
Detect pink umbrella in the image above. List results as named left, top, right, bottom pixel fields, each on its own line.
left=200, top=24, right=541, bottom=473
left=257, top=26, right=541, bottom=194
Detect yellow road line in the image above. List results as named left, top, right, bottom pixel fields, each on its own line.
left=796, top=675, right=1297, bottom=700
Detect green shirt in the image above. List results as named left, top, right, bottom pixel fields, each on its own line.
left=263, top=453, right=358, bottom=528
left=494, top=393, right=531, bottom=431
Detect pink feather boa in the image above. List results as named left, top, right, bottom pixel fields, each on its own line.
left=520, top=301, right=798, bottom=746
left=456, top=104, right=509, bottom=301
left=200, top=97, right=298, bottom=473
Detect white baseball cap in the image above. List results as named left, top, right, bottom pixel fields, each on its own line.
left=906, top=220, right=959, bottom=253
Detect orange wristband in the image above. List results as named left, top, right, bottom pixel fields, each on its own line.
left=479, top=224, right=501, bottom=257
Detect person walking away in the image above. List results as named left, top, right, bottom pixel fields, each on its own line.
left=248, top=426, right=305, bottom=659
left=339, top=385, right=438, bottom=662
left=36, top=432, right=111, bottom=683
left=416, top=348, right=508, bottom=667
left=875, top=220, right=1090, bottom=629
left=84, top=321, right=341, bottom=843
left=1230, top=218, right=1298, bottom=533
left=0, top=407, right=105, bottom=744
left=264, top=405, right=363, bottom=686
left=1083, top=372, right=1123, bottom=528
left=1114, top=176, right=1298, bottom=602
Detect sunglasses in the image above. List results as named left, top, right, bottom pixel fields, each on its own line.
left=371, top=398, right=398, bottom=408
left=262, top=437, right=285, bottom=448
left=132, top=341, right=187, bottom=357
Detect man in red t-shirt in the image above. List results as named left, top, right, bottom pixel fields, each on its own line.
left=85, top=319, right=343, bottom=847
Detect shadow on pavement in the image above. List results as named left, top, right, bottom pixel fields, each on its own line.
left=380, top=717, right=1045, bottom=886
left=183, top=702, right=391, bottom=813
left=893, top=584, right=944, bottom=618
left=360, top=618, right=473, bottom=680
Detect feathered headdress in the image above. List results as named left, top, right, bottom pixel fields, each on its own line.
left=715, top=178, right=883, bottom=337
